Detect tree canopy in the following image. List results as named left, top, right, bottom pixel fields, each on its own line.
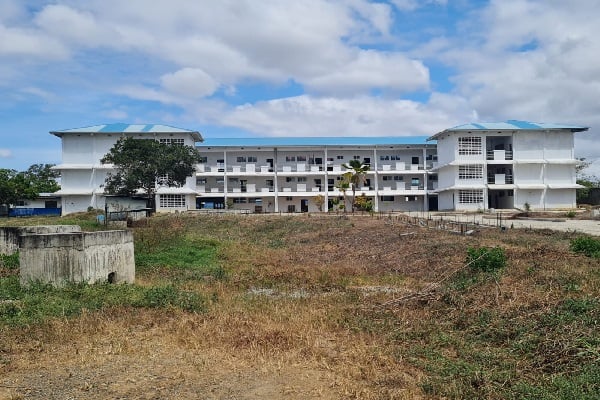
left=341, top=159, right=370, bottom=212
left=100, top=137, right=201, bottom=209
left=0, top=164, right=60, bottom=207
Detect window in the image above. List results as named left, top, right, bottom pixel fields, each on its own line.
left=297, top=177, right=307, bottom=182
left=233, top=198, right=246, bottom=204
left=156, top=174, right=169, bottom=185
left=405, top=196, right=417, bottom=202
left=297, top=155, right=306, bottom=162
left=159, top=138, right=184, bottom=145
left=353, top=155, right=360, bottom=160
left=412, top=157, right=419, bottom=165
left=458, top=137, right=482, bottom=155
left=286, top=177, right=296, bottom=182
left=337, top=155, right=344, bottom=160
left=196, top=178, right=207, bottom=184
left=198, top=156, right=207, bottom=163
left=382, top=176, right=392, bottom=181
left=159, top=194, right=186, bottom=208
left=247, top=156, right=257, bottom=163
left=411, top=178, right=420, bottom=186
left=459, top=190, right=484, bottom=204
left=237, top=156, right=246, bottom=162
left=286, top=156, right=296, bottom=162
left=380, top=196, right=394, bottom=202
left=266, top=180, right=274, bottom=187
left=458, top=165, right=483, bottom=180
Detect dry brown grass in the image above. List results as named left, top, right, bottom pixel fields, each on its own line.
left=1, top=214, right=598, bottom=399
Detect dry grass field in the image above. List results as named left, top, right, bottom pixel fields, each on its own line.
left=1, top=213, right=599, bottom=399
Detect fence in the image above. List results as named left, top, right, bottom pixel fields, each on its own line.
left=380, top=212, right=507, bottom=235
left=8, top=208, right=61, bottom=217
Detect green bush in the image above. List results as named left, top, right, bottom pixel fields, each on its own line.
left=466, top=246, right=507, bottom=272
left=570, top=237, right=600, bottom=258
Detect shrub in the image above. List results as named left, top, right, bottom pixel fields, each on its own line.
left=565, top=210, right=576, bottom=218
left=570, top=236, right=600, bottom=258
left=466, top=246, right=507, bottom=272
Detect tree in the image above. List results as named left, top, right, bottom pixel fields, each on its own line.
left=0, top=164, right=59, bottom=208
left=101, top=137, right=201, bottom=210
left=335, top=173, right=351, bottom=213
left=341, top=159, right=370, bottom=212
left=25, top=164, right=60, bottom=193
left=575, top=158, right=600, bottom=204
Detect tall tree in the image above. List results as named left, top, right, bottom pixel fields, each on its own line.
left=25, top=164, right=60, bottom=193
left=0, top=165, right=59, bottom=208
left=101, top=137, right=201, bottom=210
left=341, top=159, right=370, bottom=212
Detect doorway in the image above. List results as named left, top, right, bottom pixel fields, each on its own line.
left=301, top=199, right=309, bottom=212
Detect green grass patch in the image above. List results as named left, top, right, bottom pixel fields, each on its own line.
left=0, top=276, right=206, bottom=327
left=0, top=252, right=19, bottom=269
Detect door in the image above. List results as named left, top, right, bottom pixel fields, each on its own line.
left=267, top=159, right=274, bottom=172
left=301, top=199, right=309, bottom=212
left=287, top=204, right=296, bottom=213
left=240, top=180, right=247, bottom=192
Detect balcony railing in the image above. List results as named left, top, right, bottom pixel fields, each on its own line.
left=486, top=150, right=513, bottom=161
left=487, top=173, right=514, bottom=184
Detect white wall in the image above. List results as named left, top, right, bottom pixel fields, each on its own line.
left=514, top=164, right=543, bottom=184
left=515, top=189, right=543, bottom=210
left=545, top=189, right=576, bottom=209
left=514, top=132, right=544, bottom=160
left=546, top=164, right=575, bottom=184
left=545, top=132, right=573, bottom=160
left=438, top=191, right=455, bottom=211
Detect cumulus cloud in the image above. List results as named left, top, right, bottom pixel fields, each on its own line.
left=160, top=68, right=219, bottom=99
left=216, top=94, right=470, bottom=137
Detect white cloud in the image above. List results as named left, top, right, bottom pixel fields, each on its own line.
left=0, top=23, right=68, bottom=59
left=216, top=94, right=471, bottom=137
left=0, top=149, right=12, bottom=158
left=304, top=49, right=429, bottom=95
left=391, top=0, right=447, bottom=12
left=160, top=68, right=219, bottom=99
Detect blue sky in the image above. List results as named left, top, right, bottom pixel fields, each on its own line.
left=1, top=0, right=599, bottom=176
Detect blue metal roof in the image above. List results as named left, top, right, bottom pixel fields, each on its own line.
left=199, top=136, right=430, bottom=147
left=428, top=120, right=589, bottom=140
left=50, top=123, right=203, bottom=141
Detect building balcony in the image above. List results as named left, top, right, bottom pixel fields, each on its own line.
left=487, top=173, right=514, bottom=184
left=377, top=163, right=426, bottom=172
left=487, top=150, right=513, bottom=161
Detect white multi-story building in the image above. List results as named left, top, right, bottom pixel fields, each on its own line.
left=195, top=137, right=436, bottom=213
left=429, top=120, right=588, bottom=211
left=51, top=124, right=203, bottom=214
left=50, top=120, right=588, bottom=215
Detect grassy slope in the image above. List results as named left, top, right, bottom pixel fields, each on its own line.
left=0, top=213, right=599, bottom=399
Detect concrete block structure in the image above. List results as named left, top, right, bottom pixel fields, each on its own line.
left=19, top=230, right=135, bottom=287
left=0, top=225, right=81, bottom=255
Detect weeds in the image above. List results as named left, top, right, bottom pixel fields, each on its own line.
left=570, top=236, right=600, bottom=258
left=0, top=277, right=206, bottom=326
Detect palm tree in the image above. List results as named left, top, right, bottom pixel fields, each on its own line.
left=341, top=159, right=370, bottom=212
left=335, top=174, right=351, bottom=213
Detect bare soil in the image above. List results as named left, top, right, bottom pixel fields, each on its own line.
left=0, top=215, right=596, bottom=399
